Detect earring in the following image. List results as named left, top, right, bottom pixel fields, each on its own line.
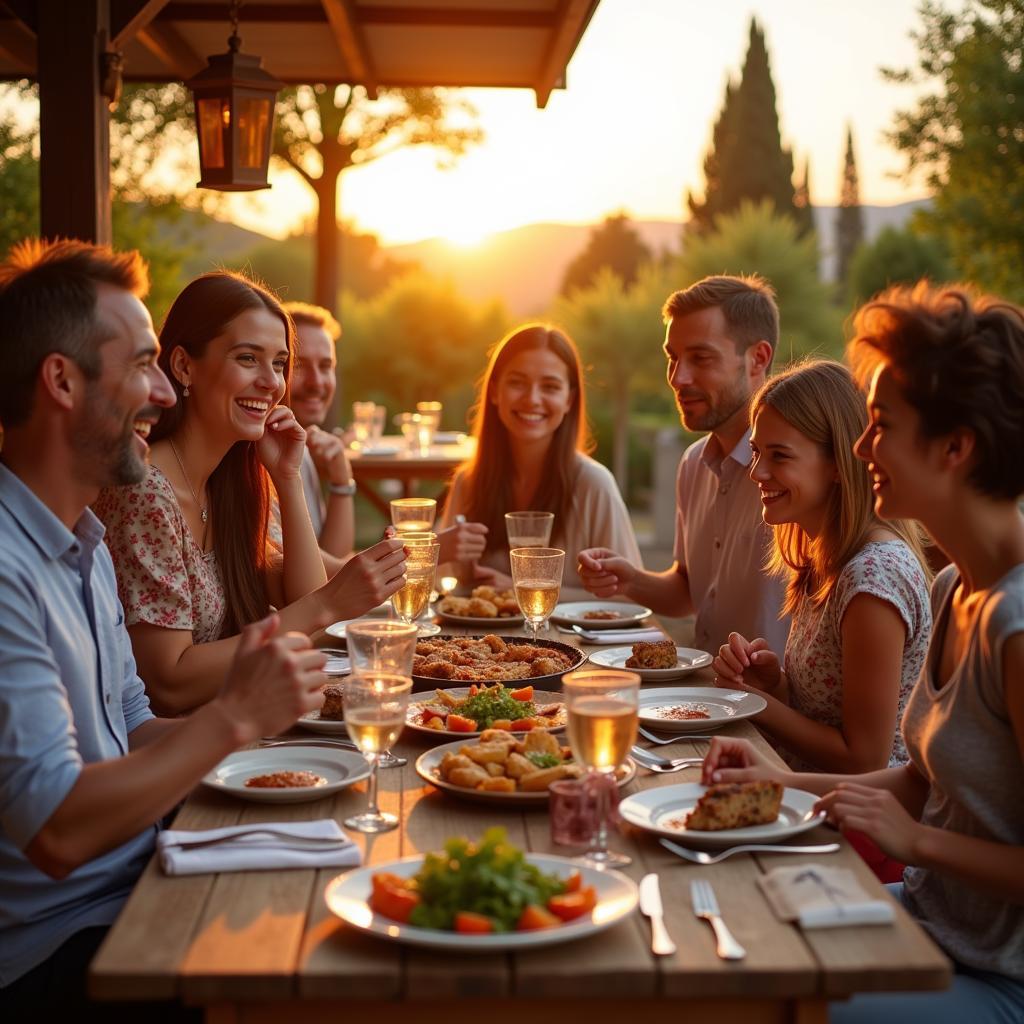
left=182, top=384, right=190, bottom=397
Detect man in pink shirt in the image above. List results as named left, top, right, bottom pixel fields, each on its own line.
left=578, top=274, right=790, bottom=656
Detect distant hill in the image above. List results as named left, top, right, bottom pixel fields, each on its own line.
left=157, top=200, right=929, bottom=315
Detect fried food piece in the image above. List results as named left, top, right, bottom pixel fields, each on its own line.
left=519, top=764, right=573, bottom=791
left=625, top=639, right=678, bottom=669
left=466, top=597, right=499, bottom=618
left=478, top=776, right=516, bottom=793
left=530, top=657, right=559, bottom=676
left=439, top=752, right=474, bottom=777
left=448, top=765, right=491, bottom=788
left=479, top=728, right=519, bottom=746
left=523, top=729, right=561, bottom=757
left=471, top=586, right=498, bottom=602
left=320, top=683, right=345, bottom=720
left=504, top=752, right=536, bottom=780
left=481, top=634, right=507, bottom=654
left=464, top=743, right=510, bottom=766
left=438, top=596, right=471, bottom=615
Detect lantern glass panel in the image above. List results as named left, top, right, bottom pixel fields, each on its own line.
left=197, top=98, right=226, bottom=169
left=236, top=97, right=270, bottom=169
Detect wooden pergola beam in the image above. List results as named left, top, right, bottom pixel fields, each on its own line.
left=0, top=15, right=35, bottom=73
left=110, top=0, right=172, bottom=49
left=321, top=0, right=377, bottom=98
left=135, top=19, right=204, bottom=78
left=534, top=0, right=595, bottom=108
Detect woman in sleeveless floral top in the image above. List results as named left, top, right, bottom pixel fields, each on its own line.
left=713, top=360, right=931, bottom=774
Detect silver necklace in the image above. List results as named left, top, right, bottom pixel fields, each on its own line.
left=169, top=439, right=208, bottom=523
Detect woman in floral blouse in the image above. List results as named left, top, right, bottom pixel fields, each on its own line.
left=94, top=271, right=407, bottom=716
left=713, top=360, right=931, bottom=774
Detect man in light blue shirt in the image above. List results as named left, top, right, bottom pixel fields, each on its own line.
left=0, top=239, right=329, bottom=1017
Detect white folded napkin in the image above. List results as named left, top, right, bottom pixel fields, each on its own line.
left=573, top=627, right=667, bottom=644
left=757, top=863, right=895, bottom=929
left=158, top=819, right=361, bottom=876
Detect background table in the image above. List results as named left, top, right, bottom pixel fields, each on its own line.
left=91, top=621, right=950, bottom=1023
left=347, top=436, right=475, bottom=519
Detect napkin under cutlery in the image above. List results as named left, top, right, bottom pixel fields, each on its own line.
left=572, top=626, right=666, bottom=644
left=757, top=863, right=895, bottom=929
left=158, top=819, right=361, bottom=876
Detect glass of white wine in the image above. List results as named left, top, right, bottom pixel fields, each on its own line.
left=505, top=511, right=554, bottom=549
left=343, top=673, right=412, bottom=833
left=390, top=497, right=437, bottom=534
left=563, top=668, right=640, bottom=868
left=391, top=531, right=441, bottom=637
left=510, top=546, right=564, bottom=641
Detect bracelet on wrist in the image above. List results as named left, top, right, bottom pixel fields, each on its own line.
left=328, top=479, right=357, bottom=497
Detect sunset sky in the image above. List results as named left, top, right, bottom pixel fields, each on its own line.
left=209, top=2, right=936, bottom=244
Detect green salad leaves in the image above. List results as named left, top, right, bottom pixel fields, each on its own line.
left=408, top=827, right=567, bottom=932
left=455, top=686, right=536, bottom=728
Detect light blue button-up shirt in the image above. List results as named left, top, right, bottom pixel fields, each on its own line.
left=0, top=463, right=155, bottom=986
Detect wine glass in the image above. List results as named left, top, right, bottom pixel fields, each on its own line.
left=343, top=673, right=412, bottom=833
left=391, top=531, right=442, bottom=637
left=505, top=511, right=554, bottom=549
left=390, top=497, right=437, bottom=535
left=562, top=669, right=640, bottom=868
left=345, top=620, right=417, bottom=770
left=510, top=546, right=564, bottom=641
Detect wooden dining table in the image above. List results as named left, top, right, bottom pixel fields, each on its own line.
left=347, top=434, right=475, bottom=519
left=90, top=616, right=950, bottom=1024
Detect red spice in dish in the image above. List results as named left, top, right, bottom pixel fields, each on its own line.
left=244, top=770, right=326, bottom=789
left=655, top=704, right=711, bottom=721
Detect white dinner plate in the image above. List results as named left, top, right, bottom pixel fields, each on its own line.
left=406, top=687, right=566, bottom=738
left=202, top=746, right=370, bottom=803
left=587, top=646, right=713, bottom=681
left=323, top=605, right=403, bottom=641
left=435, top=610, right=525, bottom=628
left=618, top=783, right=825, bottom=848
left=635, top=686, right=767, bottom=733
left=324, top=853, right=637, bottom=951
left=550, top=601, right=653, bottom=629
left=416, top=739, right=637, bottom=805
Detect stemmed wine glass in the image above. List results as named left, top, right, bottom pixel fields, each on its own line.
left=391, top=531, right=442, bottom=637
left=345, top=620, right=417, bottom=771
left=563, top=668, right=640, bottom=868
left=343, top=673, right=412, bottom=833
left=510, top=546, right=564, bottom=641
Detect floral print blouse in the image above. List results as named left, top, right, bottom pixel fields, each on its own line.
left=93, top=465, right=226, bottom=644
left=779, top=540, right=931, bottom=770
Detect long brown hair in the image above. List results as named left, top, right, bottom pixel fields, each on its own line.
left=151, top=271, right=295, bottom=636
left=754, top=360, right=930, bottom=614
left=459, top=324, right=593, bottom=553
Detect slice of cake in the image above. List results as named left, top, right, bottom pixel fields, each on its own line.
left=625, top=639, right=677, bottom=669
left=685, top=781, right=783, bottom=831
left=320, top=683, right=345, bottom=720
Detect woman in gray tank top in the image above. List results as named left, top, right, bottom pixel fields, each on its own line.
left=702, top=284, right=1024, bottom=1024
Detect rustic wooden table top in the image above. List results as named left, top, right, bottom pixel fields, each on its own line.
left=91, top=616, right=950, bottom=1023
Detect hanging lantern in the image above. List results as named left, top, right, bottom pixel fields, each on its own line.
left=186, top=1, right=283, bottom=191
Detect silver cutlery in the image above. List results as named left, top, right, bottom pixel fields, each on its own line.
left=638, top=873, right=676, bottom=956
left=637, top=725, right=717, bottom=745
left=166, top=828, right=350, bottom=852
left=629, top=747, right=703, bottom=773
left=258, top=738, right=407, bottom=768
left=691, top=879, right=746, bottom=961
left=661, top=837, right=840, bottom=865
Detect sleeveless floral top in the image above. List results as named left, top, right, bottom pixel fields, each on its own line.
left=779, top=540, right=931, bottom=770
left=93, top=466, right=226, bottom=643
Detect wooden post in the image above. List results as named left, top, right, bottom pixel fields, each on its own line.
left=37, top=0, right=112, bottom=244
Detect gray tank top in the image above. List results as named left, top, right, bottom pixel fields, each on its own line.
left=902, top=563, right=1024, bottom=981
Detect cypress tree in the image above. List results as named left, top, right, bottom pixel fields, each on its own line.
left=688, top=19, right=798, bottom=232
left=793, top=156, right=816, bottom=238
left=836, top=125, right=864, bottom=287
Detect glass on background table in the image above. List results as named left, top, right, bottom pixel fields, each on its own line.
left=563, top=668, right=640, bottom=869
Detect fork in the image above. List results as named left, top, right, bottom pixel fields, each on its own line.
left=660, top=837, right=840, bottom=865
left=165, top=828, right=350, bottom=852
left=637, top=725, right=717, bottom=745
left=629, top=747, right=703, bottom=773
left=691, top=879, right=746, bottom=960
left=258, top=738, right=407, bottom=769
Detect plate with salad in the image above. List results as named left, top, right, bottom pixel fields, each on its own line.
left=324, top=827, right=637, bottom=950
left=405, top=684, right=566, bottom=738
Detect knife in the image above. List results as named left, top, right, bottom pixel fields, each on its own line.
left=638, top=873, right=676, bottom=956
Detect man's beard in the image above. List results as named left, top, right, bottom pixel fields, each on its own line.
left=75, top=388, right=151, bottom=488
left=675, top=372, right=751, bottom=433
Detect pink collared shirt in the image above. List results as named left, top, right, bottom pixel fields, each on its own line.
left=672, top=428, right=790, bottom=656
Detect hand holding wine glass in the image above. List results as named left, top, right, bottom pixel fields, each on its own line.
left=510, top=547, right=564, bottom=642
